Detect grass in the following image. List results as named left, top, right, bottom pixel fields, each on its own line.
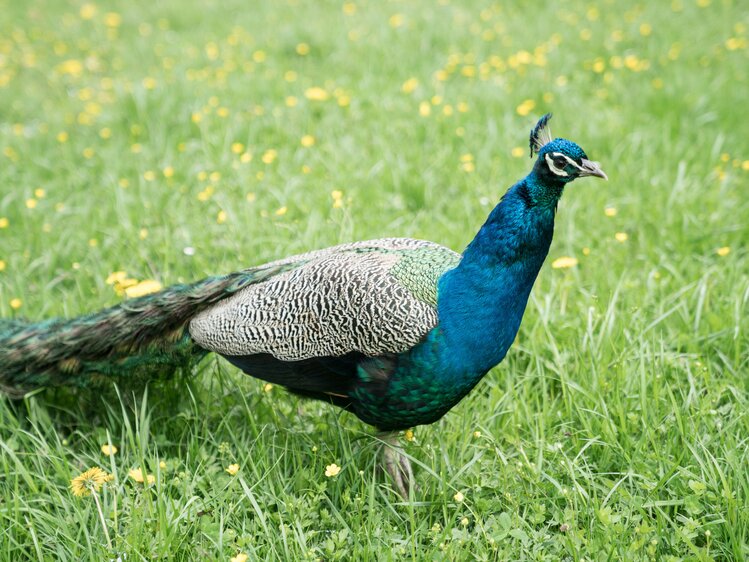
left=1, top=0, right=748, bottom=559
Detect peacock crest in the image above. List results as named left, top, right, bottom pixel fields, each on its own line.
left=529, top=113, right=553, bottom=157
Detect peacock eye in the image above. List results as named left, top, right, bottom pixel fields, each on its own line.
left=553, top=157, right=567, bottom=168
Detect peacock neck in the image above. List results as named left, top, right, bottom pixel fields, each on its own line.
left=433, top=176, right=558, bottom=378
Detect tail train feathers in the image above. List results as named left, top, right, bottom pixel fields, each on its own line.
left=0, top=264, right=295, bottom=392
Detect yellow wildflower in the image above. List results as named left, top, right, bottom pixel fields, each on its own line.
left=551, top=256, right=578, bottom=269
left=604, top=206, right=617, bottom=217
left=159, top=460, right=167, bottom=469
left=225, top=463, right=240, bottom=476
left=716, top=246, right=730, bottom=257
left=217, top=210, right=227, bottom=224
left=26, top=198, right=37, bottom=209
left=453, top=491, right=465, bottom=502
left=473, top=430, right=481, bottom=438
left=101, top=444, right=118, bottom=455
left=163, top=166, right=174, bottom=178
left=79, top=3, right=96, bottom=20
left=263, top=383, right=273, bottom=392
left=301, top=135, right=315, bottom=147
left=0, top=260, right=5, bottom=272
left=128, top=468, right=155, bottom=485
left=125, top=280, right=163, bottom=298
left=230, top=554, right=249, bottom=562
left=404, top=429, right=415, bottom=442
left=262, top=149, right=277, bottom=164
left=231, top=142, right=245, bottom=154
left=106, top=271, right=128, bottom=285
left=104, top=12, right=122, bottom=27
left=34, top=188, right=46, bottom=198
left=0, top=218, right=8, bottom=228
left=615, top=232, right=628, bottom=242
left=296, top=43, right=310, bottom=55
left=325, top=463, right=341, bottom=477
left=511, top=147, right=525, bottom=158
left=516, top=99, right=536, bottom=116
left=10, top=298, right=22, bottom=310
left=304, top=87, right=329, bottom=101
left=389, top=13, right=405, bottom=28
left=402, top=78, right=419, bottom=94
left=419, top=101, right=431, bottom=117
left=70, top=467, right=113, bottom=497
left=275, top=206, right=288, bottom=216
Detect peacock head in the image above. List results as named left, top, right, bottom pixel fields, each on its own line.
left=528, top=114, right=607, bottom=185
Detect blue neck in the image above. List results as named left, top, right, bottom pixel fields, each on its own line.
left=434, top=175, right=558, bottom=376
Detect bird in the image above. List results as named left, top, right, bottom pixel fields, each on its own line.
left=0, top=114, right=606, bottom=497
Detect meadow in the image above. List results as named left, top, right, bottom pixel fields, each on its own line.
left=1, top=0, right=748, bottom=559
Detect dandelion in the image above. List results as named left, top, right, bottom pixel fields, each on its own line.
left=225, top=463, right=240, bottom=476
left=516, top=99, right=536, bottom=116
left=101, top=444, right=118, bottom=455
left=70, top=467, right=114, bottom=548
left=551, top=256, right=578, bottom=269
left=128, top=468, right=155, bottom=485
left=453, top=491, right=465, bottom=502
left=0, top=217, right=8, bottom=228
left=231, top=142, right=245, bottom=154
left=404, top=429, right=415, bottom=442
left=331, top=190, right=344, bottom=209
left=10, top=298, right=22, bottom=310
left=104, top=12, right=122, bottom=27
left=402, top=78, right=419, bottom=94
left=511, top=147, right=525, bottom=158
left=163, top=166, right=174, bottom=178
left=79, top=3, right=96, bottom=20
left=419, top=101, right=431, bottom=117
left=615, top=232, right=628, bottom=242
left=296, top=43, right=310, bottom=55
left=325, top=463, right=341, bottom=477
left=159, top=460, right=167, bottom=469
left=0, top=260, right=5, bottom=272
left=716, top=246, right=730, bottom=257
left=262, top=149, right=277, bottom=164
left=604, top=206, right=617, bottom=217
left=125, top=280, right=163, bottom=298
left=230, top=554, right=249, bottom=562
left=275, top=206, right=288, bottom=216
left=26, top=198, right=37, bottom=209
left=304, top=87, right=329, bottom=101
left=301, top=135, right=315, bottom=147
left=389, top=13, right=405, bottom=27
left=70, top=467, right=112, bottom=497
left=217, top=210, right=227, bottom=224
left=263, top=383, right=273, bottom=392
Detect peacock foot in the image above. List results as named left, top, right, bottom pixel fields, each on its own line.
left=379, top=431, right=416, bottom=499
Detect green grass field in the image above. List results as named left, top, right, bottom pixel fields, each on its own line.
left=1, top=0, right=748, bottom=559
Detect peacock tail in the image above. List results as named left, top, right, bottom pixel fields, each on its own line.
left=0, top=263, right=295, bottom=391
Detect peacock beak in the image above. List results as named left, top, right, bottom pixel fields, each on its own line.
left=579, top=159, right=608, bottom=180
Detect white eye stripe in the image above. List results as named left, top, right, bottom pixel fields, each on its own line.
left=551, top=152, right=585, bottom=172
left=545, top=153, right=568, bottom=177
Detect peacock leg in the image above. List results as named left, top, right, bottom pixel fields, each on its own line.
left=379, top=431, right=415, bottom=498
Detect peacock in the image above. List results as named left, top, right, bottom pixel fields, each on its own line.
left=0, top=115, right=606, bottom=497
